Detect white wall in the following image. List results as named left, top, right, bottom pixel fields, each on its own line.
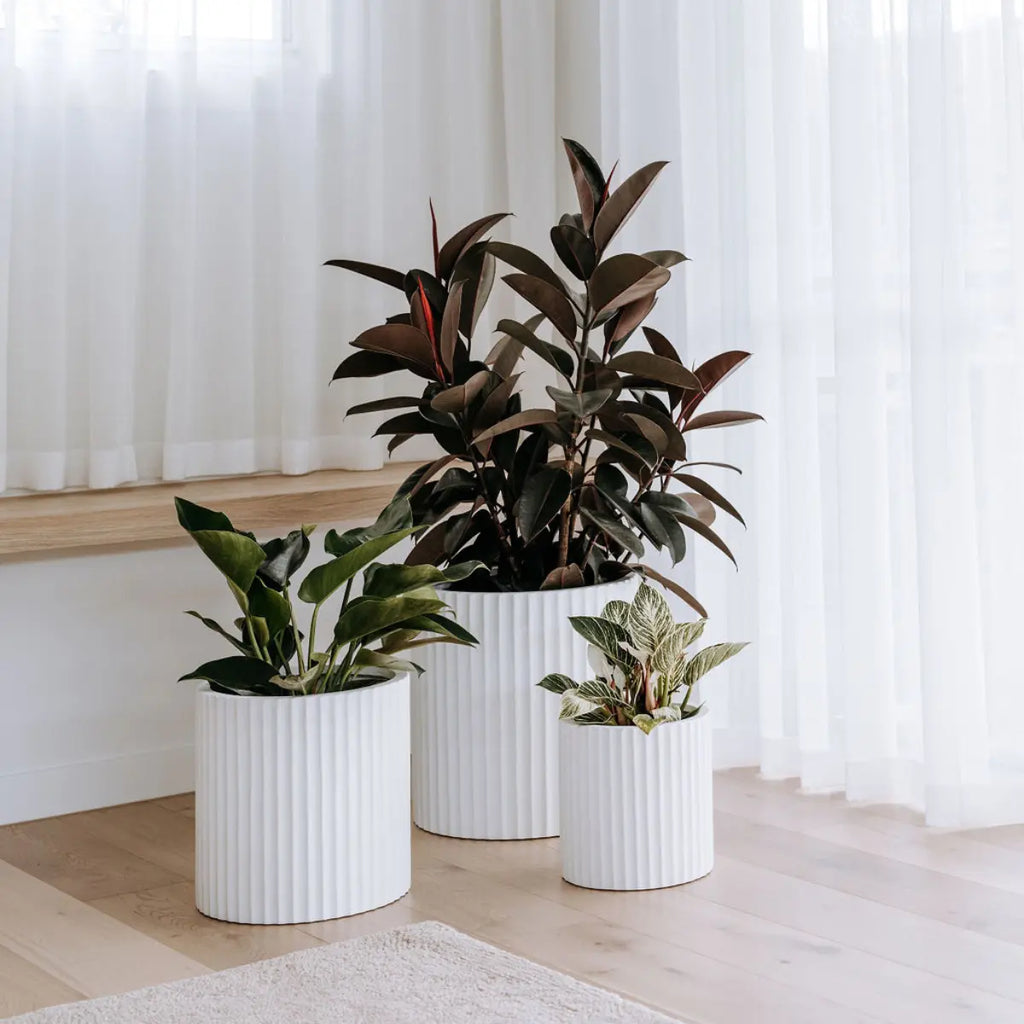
left=0, top=542, right=241, bottom=825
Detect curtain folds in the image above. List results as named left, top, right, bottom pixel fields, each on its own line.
left=0, top=0, right=586, bottom=490
left=599, top=0, right=1024, bottom=826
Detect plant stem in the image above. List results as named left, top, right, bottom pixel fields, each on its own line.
left=283, top=586, right=305, bottom=676
left=560, top=299, right=593, bottom=568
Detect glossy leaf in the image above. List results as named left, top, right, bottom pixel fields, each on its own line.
left=473, top=408, right=559, bottom=445
left=677, top=512, right=736, bottom=566
left=562, top=138, right=605, bottom=230
left=593, top=161, right=668, bottom=252
left=486, top=241, right=566, bottom=292
left=580, top=507, right=644, bottom=557
left=179, top=656, right=281, bottom=694
left=257, top=527, right=312, bottom=589
left=683, top=410, right=763, bottom=431
left=550, top=223, right=596, bottom=280
left=517, top=466, right=571, bottom=543
left=297, top=527, right=420, bottom=604
left=439, top=280, right=464, bottom=373
left=429, top=369, right=490, bottom=414
left=323, top=259, right=405, bottom=290
left=186, top=529, right=267, bottom=594
left=642, top=250, right=688, bottom=268
left=541, top=564, right=586, bottom=589
left=352, top=323, right=435, bottom=372
left=346, top=395, right=423, bottom=417
left=332, top=350, right=407, bottom=380
left=334, top=590, right=449, bottom=646
left=494, top=318, right=574, bottom=380
left=607, top=351, right=700, bottom=390
left=537, top=672, right=575, bottom=693
left=589, top=254, right=671, bottom=315
left=673, top=474, right=745, bottom=525
left=545, top=385, right=614, bottom=419
left=503, top=273, right=577, bottom=342
left=437, top=212, right=510, bottom=282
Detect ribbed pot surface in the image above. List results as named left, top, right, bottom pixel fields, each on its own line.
left=194, top=674, right=410, bottom=924
left=559, top=705, right=713, bottom=890
left=413, top=579, right=636, bottom=840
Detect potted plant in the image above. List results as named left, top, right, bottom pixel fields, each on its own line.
left=326, top=139, right=759, bottom=839
left=176, top=496, right=478, bottom=924
left=540, top=582, right=746, bottom=890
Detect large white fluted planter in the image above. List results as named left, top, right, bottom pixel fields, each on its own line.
left=413, top=579, right=635, bottom=839
left=195, top=674, right=410, bottom=925
left=559, top=705, right=713, bottom=890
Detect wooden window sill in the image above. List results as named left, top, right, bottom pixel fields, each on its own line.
left=0, top=464, right=415, bottom=558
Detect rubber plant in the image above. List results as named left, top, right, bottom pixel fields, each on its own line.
left=327, top=139, right=760, bottom=614
left=176, top=496, right=479, bottom=695
left=537, top=582, right=747, bottom=733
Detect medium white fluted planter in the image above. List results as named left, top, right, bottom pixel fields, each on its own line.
left=195, top=674, right=410, bottom=925
left=559, top=705, right=713, bottom=890
left=413, top=579, right=635, bottom=839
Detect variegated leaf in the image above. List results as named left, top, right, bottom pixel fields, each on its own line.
left=537, top=672, right=574, bottom=695
left=568, top=615, right=630, bottom=663
left=577, top=678, right=628, bottom=707
left=627, top=582, right=674, bottom=655
left=681, top=642, right=749, bottom=690
left=559, top=688, right=601, bottom=721
left=601, top=599, right=631, bottom=626
left=633, top=713, right=658, bottom=735
left=652, top=704, right=681, bottom=722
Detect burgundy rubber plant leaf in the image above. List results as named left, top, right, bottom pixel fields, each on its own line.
left=416, top=277, right=445, bottom=382
left=429, top=200, right=440, bottom=280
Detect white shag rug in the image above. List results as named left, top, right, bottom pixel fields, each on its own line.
left=6, top=921, right=685, bottom=1024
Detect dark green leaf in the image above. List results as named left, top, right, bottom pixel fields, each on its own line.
left=517, top=467, right=571, bottom=543
left=580, top=507, right=644, bottom=557
left=257, top=528, right=311, bottom=588
left=545, top=386, right=614, bottom=419
left=184, top=611, right=251, bottom=655
left=187, top=530, right=267, bottom=593
left=334, top=590, right=449, bottom=646
left=402, top=612, right=478, bottom=646
left=298, top=527, right=420, bottom=604
left=179, top=656, right=281, bottom=694
left=175, top=497, right=234, bottom=534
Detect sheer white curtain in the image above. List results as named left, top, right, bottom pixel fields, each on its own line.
left=0, top=0, right=589, bottom=490
left=601, top=0, right=1024, bottom=826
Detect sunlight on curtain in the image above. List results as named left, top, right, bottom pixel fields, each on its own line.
left=0, top=0, right=577, bottom=490
left=601, top=0, right=1024, bottom=826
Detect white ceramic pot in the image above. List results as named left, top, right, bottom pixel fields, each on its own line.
left=195, top=673, right=410, bottom=924
left=412, top=579, right=635, bottom=840
left=559, top=705, right=713, bottom=890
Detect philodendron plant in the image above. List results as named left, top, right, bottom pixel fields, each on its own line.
left=176, top=496, right=479, bottom=696
left=538, top=582, right=746, bottom=733
left=327, top=139, right=760, bottom=613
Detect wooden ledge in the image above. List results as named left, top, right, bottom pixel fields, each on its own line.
left=0, top=464, right=415, bottom=558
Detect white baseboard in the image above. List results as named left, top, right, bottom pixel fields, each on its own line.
left=0, top=746, right=194, bottom=826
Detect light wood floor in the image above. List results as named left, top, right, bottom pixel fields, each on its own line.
left=2, top=770, right=1023, bottom=1023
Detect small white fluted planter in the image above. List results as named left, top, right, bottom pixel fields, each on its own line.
left=195, top=674, right=410, bottom=924
left=559, top=705, right=713, bottom=890
left=413, top=579, right=635, bottom=839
